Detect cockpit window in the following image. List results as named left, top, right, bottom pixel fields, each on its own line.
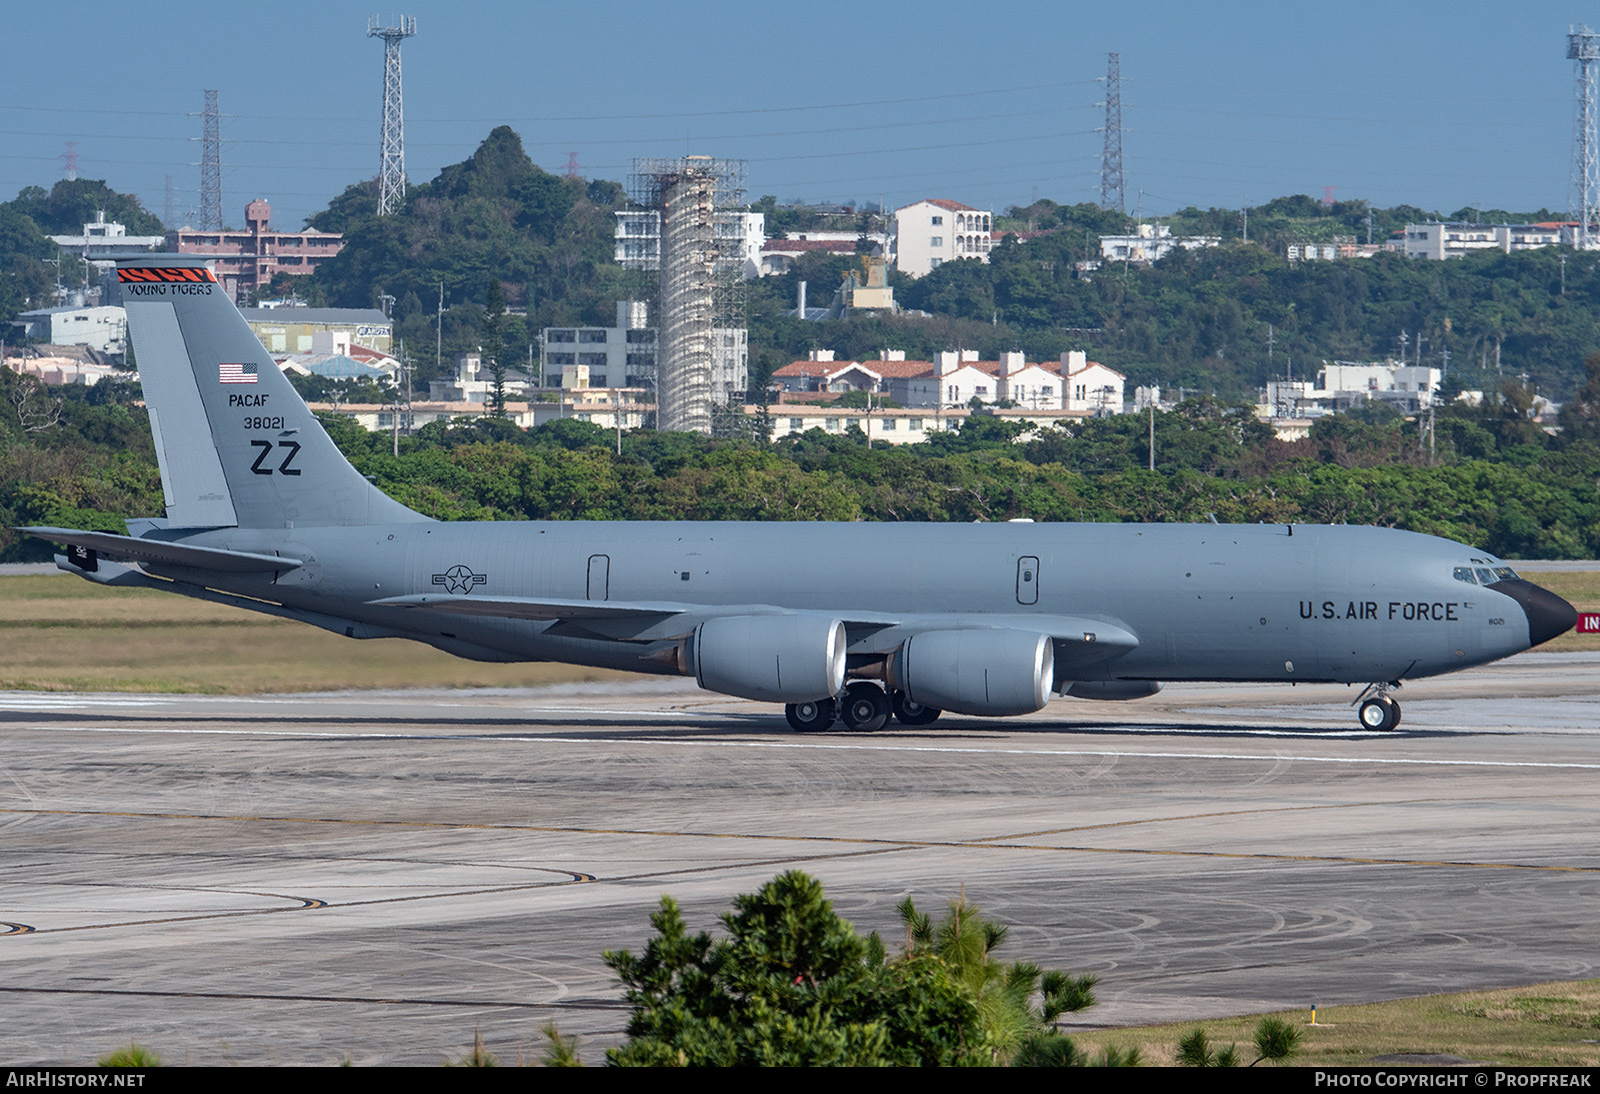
left=1456, top=565, right=1520, bottom=584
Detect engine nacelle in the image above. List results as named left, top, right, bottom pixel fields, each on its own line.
left=1065, top=680, right=1163, bottom=701
left=892, top=628, right=1054, bottom=716
left=689, top=614, right=847, bottom=703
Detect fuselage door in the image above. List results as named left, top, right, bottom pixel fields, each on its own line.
left=1016, top=556, right=1039, bottom=605
left=587, top=554, right=610, bottom=601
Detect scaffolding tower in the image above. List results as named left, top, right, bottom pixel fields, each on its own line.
left=370, top=15, right=417, bottom=217
left=628, top=157, right=747, bottom=434
left=198, top=90, right=223, bottom=231
left=1571, top=25, right=1600, bottom=250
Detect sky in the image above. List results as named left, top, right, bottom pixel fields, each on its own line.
left=3, top=1, right=1594, bottom=231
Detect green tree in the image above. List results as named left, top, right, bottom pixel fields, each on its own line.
left=1175, top=1017, right=1302, bottom=1067
left=603, top=872, right=900, bottom=1066
left=603, top=871, right=1098, bottom=1067
left=897, top=893, right=1098, bottom=1063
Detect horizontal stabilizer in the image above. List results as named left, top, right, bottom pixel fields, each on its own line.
left=19, top=526, right=301, bottom=573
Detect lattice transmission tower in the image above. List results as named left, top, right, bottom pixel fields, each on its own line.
left=1571, top=25, right=1600, bottom=250
left=1098, top=52, right=1125, bottom=214
left=198, top=90, right=223, bottom=230
left=370, top=15, right=416, bottom=216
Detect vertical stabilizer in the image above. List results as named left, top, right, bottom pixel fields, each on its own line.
left=118, top=256, right=426, bottom=528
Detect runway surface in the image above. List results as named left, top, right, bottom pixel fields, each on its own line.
left=2, top=654, right=1598, bottom=1065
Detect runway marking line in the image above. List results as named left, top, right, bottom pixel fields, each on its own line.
left=0, top=984, right=627, bottom=1011
left=5, top=805, right=1596, bottom=884
left=1, top=864, right=597, bottom=936
left=17, top=722, right=1600, bottom=770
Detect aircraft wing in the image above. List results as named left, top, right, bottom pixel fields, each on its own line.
left=18, top=526, right=302, bottom=573
left=371, top=592, right=690, bottom=622
left=369, top=593, right=1136, bottom=664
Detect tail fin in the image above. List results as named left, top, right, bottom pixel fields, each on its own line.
left=118, top=256, right=425, bottom=529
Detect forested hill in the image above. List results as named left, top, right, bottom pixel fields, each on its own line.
left=301, top=131, right=1600, bottom=400
left=304, top=126, right=634, bottom=389
left=2, top=130, right=1597, bottom=404
left=0, top=179, right=164, bottom=325
left=880, top=227, right=1600, bottom=402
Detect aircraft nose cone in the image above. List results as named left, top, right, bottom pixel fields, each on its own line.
left=1489, top=579, right=1579, bottom=647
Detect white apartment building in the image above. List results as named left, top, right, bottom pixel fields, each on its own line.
left=1099, top=223, right=1221, bottom=265
left=771, top=349, right=1124, bottom=414
left=1061, top=351, right=1127, bottom=414
left=543, top=301, right=655, bottom=389
left=1402, top=222, right=1563, bottom=260
left=542, top=300, right=746, bottom=404
left=1263, top=359, right=1443, bottom=419
left=892, top=199, right=991, bottom=277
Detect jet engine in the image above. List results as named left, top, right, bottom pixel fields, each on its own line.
left=687, top=614, right=847, bottom=703
left=890, top=628, right=1054, bottom=716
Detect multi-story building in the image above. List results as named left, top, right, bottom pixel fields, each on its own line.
left=1402, top=222, right=1563, bottom=260
left=49, top=212, right=165, bottom=262
left=770, top=349, right=1124, bottom=414
left=891, top=199, right=991, bottom=277
left=11, top=304, right=127, bottom=354
left=1099, top=223, right=1221, bottom=265
left=542, top=301, right=746, bottom=404
left=167, top=200, right=343, bottom=302
left=1262, top=359, right=1444, bottom=423
left=238, top=307, right=392, bottom=354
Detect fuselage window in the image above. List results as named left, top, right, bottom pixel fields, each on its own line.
left=1453, top=567, right=1477, bottom=584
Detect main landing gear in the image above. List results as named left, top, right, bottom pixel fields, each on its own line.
left=1355, top=683, right=1402, bottom=732
left=785, top=697, right=836, bottom=732
left=784, top=683, right=943, bottom=732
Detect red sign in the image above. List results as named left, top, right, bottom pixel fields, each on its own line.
left=1578, top=614, right=1600, bottom=633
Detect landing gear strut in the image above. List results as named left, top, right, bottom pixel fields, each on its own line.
left=1355, top=683, right=1402, bottom=732
left=786, top=697, right=837, bottom=732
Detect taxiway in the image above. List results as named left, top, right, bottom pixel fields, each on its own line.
left=2, top=654, right=1598, bottom=1064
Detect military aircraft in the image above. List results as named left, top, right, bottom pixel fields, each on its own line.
left=20, top=255, right=1578, bottom=733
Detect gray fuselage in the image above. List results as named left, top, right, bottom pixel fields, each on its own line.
left=162, top=519, right=1535, bottom=689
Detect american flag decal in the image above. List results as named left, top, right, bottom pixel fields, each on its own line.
left=219, top=362, right=258, bottom=384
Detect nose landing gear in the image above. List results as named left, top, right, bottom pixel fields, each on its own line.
left=1355, top=683, right=1402, bottom=732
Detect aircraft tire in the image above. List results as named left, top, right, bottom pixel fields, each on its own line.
left=841, top=682, right=890, bottom=732
left=1358, top=697, right=1400, bottom=732
left=890, top=691, right=942, bottom=726
left=786, top=697, right=837, bottom=732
